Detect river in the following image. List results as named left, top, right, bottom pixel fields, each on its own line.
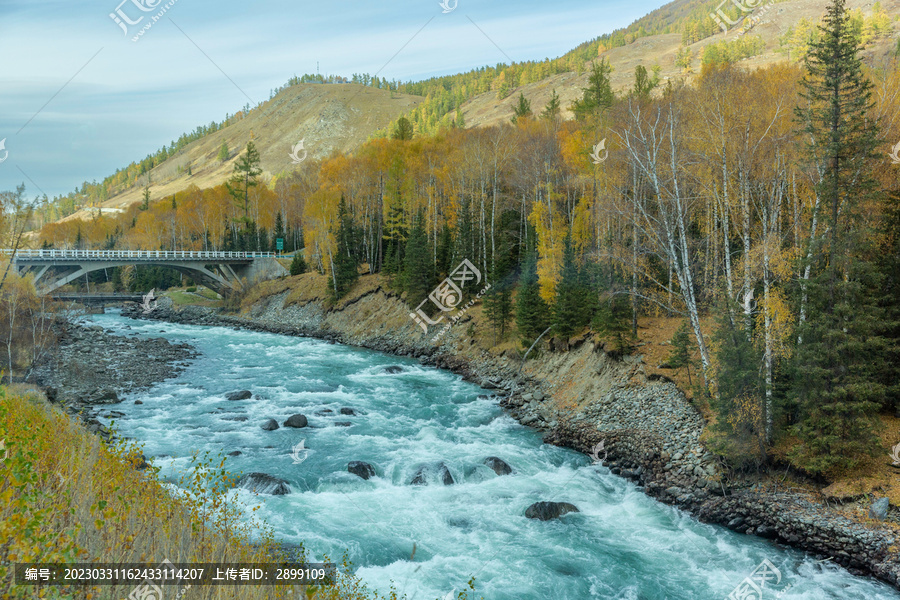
left=88, top=310, right=900, bottom=600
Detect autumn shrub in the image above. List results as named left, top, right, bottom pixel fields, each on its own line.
left=0, top=386, right=393, bottom=600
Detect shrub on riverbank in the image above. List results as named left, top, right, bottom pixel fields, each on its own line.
left=0, top=385, right=389, bottom=600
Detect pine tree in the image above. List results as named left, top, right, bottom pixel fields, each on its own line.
left=217, top=141, right=229, bottom=162
left=225, top=141, right=262, bottom=225
left=272, top=212, right=286, bottom=253
left=791, top=0, right=884, bottom=474
left=571, top=58, right=614, bottom=120
left=511, top=92, right=532, bottom=122
left=290, top=252, right=307, bottom=276
left=140, top=187, right=150, bottom=211
left=392, top=117, right=414, bottom=140
left=632, top=65, right=660, bottom=103
left=330, top=195, right=359, bottom=300
left=403, top=213, right=435, bottom=308
left=553, top=232, right=595, bottom=339
left=483, top=249, right=515, bottom=342
left=515, top=251, right=550, bottom=346
left=541, top=89, right=561, bottom=120
left=668, top=321, right=694, bottom=386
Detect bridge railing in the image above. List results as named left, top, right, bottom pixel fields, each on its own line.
left=2, top=249, right=277, bottom=260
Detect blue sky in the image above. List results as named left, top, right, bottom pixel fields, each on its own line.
left=0, top=0, right=662, bottom=199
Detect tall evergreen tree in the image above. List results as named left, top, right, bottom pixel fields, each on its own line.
left=392, top=117, right=414, bottom=140
left=541, top=89, right=561, bottom=121
left=403, top=213, right=435, bottom=308
left=791, top=0, right=884, bottom=474
left=511, top=92, right=532, bottom=122
left=553, top=232, right=595, bottom=339
left=330, top=195, right=359, bottom=300
left=272, top=212, right=286, bottom=253
left=516, top=251, right=550, bottom=346
left=571, top=58, right=614, bottom=120
left=225, top=141, right=262, bottom=225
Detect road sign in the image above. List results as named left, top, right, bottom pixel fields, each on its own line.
left=276, top=238, right=284, bottom=251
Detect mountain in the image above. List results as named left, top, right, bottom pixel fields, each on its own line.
left=50, top=0, right=899, bottom=224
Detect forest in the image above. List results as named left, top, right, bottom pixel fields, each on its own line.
left=29, top=0, right=900, bottom=478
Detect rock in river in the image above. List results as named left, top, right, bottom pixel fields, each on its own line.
left=483, top=457, right=513, bottom=476
left=284, top=414, right=308, bottom=428
left=261, top=419, right=280, bottom=431
left=348, top=461, right=376, bottom=480
left=226, top=390, right=252, bottom=401
left=383, top=365, right=404, bottom=374
left=524, top=501, right=579, bottom=521
left=235, top=473, right=291, bottom=495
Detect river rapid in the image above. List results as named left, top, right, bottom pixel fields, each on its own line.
left=88, top=310, right=900, bottom=600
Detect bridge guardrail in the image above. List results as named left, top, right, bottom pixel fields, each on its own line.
left=1, top=249, right=277, bottom=260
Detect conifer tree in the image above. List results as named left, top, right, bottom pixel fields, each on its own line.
left=330, top=195, right=359, bottom=300
left=791, top=0, right=884, bottom=474
left=572, top=58, right=614, bottom=120
left=225, top=141, right=262, bottom=225
left=289, top=252, right=307, bottom=276
left=541, top=89, right=561, bottom=120
left=217, top=142, right=229, bottom=162
left=403, top=213, right=435, bottom=308
left=553, top=232, right=595, bottom=338
left=516, top=250, right=550, bottom=346
left=511, top=93, right=532, bottom=122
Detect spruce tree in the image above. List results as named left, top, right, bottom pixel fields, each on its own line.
left=272, top=212, right=286, bottom=253
left=330, top=195, right=359, bottom=300
left=225, top=141, right=262, bottom=225
left=289, top=252, right=307, bottom=276
left=403, top=213, right=435, bottom=308
left=791, top=0, right=884, bottom=474
left=541, top=89, right=561, bottom=121
left=515, top=251, right=550, bottom=346
left=571, top=58, right=614, bottom=120
left=553, top=232, right=595, bottom=339
left=511, top=93, right=532, bottom=122
left=392, top=117, right=414, bottom=141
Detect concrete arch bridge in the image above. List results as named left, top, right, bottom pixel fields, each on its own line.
left=5, top=249, right=287, bottom=295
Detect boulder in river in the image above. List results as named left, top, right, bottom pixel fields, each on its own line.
left=339, top=407, right=357, bottom=416
left=409, top=462, right=455, bottom=486
left=335, top=422, right=353, bottom=427
left=524, top=501, right=579, bottom=521
left=228, top=451, right=242, bottom=457
left=284, top=414, right=308, bottom=428
left=235, top=473, right=291, bottom=495
left=226, top=390, right=252, bottom=401
left=348, top=461, right=376, bottom=480
left=870, top=497, right=890, bottom=520
left=483, top=457, right=513, bottom=476
left=261, top=419, right=280, bottom=431
left=383, top=365, right=404, bottom=374
left=134, top=400, right=143, bottom=405
left=91, top=389, right=120, bottom=404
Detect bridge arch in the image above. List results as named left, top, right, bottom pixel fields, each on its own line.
left=6, top=249, right=287, bottom=296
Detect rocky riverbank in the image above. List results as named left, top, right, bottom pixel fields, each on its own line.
left=121, top=283, right=900, bottom=589
left=27, top=318, right=198, bottom=440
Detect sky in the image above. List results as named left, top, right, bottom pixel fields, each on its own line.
left=0, top=0, right=663, bottom=199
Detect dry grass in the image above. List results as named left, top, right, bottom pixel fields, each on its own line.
left=0, top=385, right=391, bottom=600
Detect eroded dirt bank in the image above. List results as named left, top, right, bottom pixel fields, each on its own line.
left=121, top=278, right=900, bottom=588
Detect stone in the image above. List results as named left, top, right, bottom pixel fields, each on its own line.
left=134, top=400, right=143, bottom=405
left=228, top=451, right=242, bottom=457
left=235, top=473, right=291, bottom=495
left=870, top=497, right=890, bottom=520
left=284, top=414, right=308, bottom=428
left=339, top=407, right=356, bottom=416
left=438, top=463, right=455, bottom=485
left=483, top=457, right=513, bottom=476
left=524, top=501, right=579, bottom=521
left=226, top=390, right=252, bottom=401
left=348, top=461, right=376, bottom=480
left=91, top=389, right=120, bottom=403
left=383, top=366, right=404, bottom=374
left=261, top=419, right=279, bottom=431
left=756, top=525, right=778, bottom=539
left=335, top=421, right=353, bottom=427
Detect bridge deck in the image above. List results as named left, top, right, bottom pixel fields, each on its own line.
left=5, top=249, right=276, bottom=263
